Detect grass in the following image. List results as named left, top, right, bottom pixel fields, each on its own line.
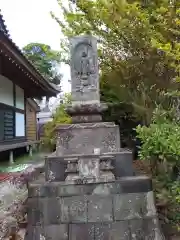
left=0, top=150, right=43, bottom=173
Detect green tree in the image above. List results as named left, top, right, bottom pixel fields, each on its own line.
left=23, top=43, right=62, bottom=85
left=51, top=0, right=180, bottom=124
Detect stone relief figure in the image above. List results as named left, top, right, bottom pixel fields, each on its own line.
left=79, top=51, right=91, bottom=84
left=74, top=43, right=97, bottom=92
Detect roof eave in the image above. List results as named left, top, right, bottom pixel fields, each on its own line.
left=0, top=32, right=60, bottom=96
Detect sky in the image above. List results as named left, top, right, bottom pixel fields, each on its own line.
left=0, top=0, right=71, bottom=95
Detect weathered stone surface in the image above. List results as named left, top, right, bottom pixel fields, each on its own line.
left=116, top=176, right=152, bottom=193
left=27, top=198, right=45, bottom=226
left=45, top=157, right=67, bottom=182
left=94, top=222, right=130, bottom=240
left=70, top=35, right=99, bottom=104
left=113, top=191, right=157, bottom=220
left=66, top=103, right=107, bottom=115
left=46, top=198, right=61, bottom=224
left=113, top=193, right=146, bottom=220
left=69, top=223, right=94, bottom=240
left=28, top=176, right=152, bottom=198
left=58, top=184, right=91, bottom=197
left=45, top=224, right=69, bottom=240
left=72, top=114, right=102, bottom=123
left=87, top=195, right=113, bottom=222
left=78, top=155, right=100, bottom=180
left=112, top=151, right=134, bottom=177
left=129, top=218, right=165, bottom=239
left=60, top=198, right=70, bottom=222
left=28, top=182, right=59, bottom=198
left=66, top=162, right=78, bottom=173
left=56, top=122, right=121, bottom=156
left=26, top=224, right=68, bottom=240
left=68, top=196, right=88, bottom=223
left=144, top=191, right=157, bottom=217
left=99, top=171, right=115, bottom=182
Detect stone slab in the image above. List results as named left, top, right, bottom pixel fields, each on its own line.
left=45, top=157, right=67, bottom=182
left=27, top=197, right=69, bottom=225
left=69, top=223, right=94, bottom=240
left=25, top=224, right=68, bottom=240
left=27, top=198, right=46, bottom=226
left=56, top=122, right=121, bottom=156
left=67, top=196, right=88, bottom=223
left=70, top=35, right=100, bottom=104
left=129, top=218, right=165, bottom=239
left=27, top=190, right=157, bottom=226
left=113, top=193, right=148, bottom=221
left=87, top=195, right=113, bottom=222
left=112, top=151, right=134, bottom=177
left=94, top=222, right=130, bottom=240
left=28, top=176, right=152, bottom=198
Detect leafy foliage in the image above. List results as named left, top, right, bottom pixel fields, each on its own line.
left=136, top=108, right=180, bottom=173
left=42, top=94, right=71, bottom=150
left=136, top=101, right=180, bottom=231
left=23, top=43, right=62, bottom=85
left=52, top=0, right=180, bottom=124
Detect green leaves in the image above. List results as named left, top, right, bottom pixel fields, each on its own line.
left=22, top=43, right=63, bottom=85
left=52, top=0, right=180, bottom=124
left=136, top=107, right=180, bottom=167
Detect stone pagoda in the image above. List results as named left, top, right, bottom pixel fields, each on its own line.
left=26, top=35, right=165, bottom=239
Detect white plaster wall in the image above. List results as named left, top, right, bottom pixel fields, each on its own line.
left=37, top=117, right=53, bottom=124
left=15, top=85, right=24, bottom=110
left=15, top=112, right=25, bottom=137
left=0, top=75, right=14, bottom=106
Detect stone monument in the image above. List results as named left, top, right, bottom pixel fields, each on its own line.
left=26, top=35, right=165, bottom=239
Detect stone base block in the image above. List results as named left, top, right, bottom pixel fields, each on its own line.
left=27, top=176, right=164, bottom=239
left=45, top=150, right=134, bottom=182
left=28, top=176, right=152, bottom=198
left=27, top=176, right=154, bottom=226
left=25, top=218, right=165, bottom=240
left=27, top=191, right=156, bottom=226
left=55, top=122, right=121, bottom=156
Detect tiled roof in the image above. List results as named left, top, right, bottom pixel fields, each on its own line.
left=0, top=10, right=9, bottom=36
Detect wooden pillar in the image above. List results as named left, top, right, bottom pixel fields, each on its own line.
left=9, top=150, right=14, bottom=164
left=29, top=145, right=33, bottom=157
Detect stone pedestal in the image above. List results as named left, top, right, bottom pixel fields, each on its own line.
left=26, top=176, right=164, bottom=240
left=56, top=122, right=121, bottom=156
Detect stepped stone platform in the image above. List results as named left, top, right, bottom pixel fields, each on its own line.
left=27, top=176, right=162, bottom=239
left=25, top=35, right=165, bottom=240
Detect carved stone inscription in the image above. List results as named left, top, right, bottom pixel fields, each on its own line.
left=70, top=35, right=100, bottom=103
left=78, top=156, right=100, bottom=181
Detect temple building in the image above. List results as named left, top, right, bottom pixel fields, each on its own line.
left=0, top=11, right=59, bottom=162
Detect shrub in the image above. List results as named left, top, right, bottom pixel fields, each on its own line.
left=42, top=94, right=71, bottom=150
left=136, top=107, right=180, bottom=177
left=136, top=105, right=180, bottom=231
